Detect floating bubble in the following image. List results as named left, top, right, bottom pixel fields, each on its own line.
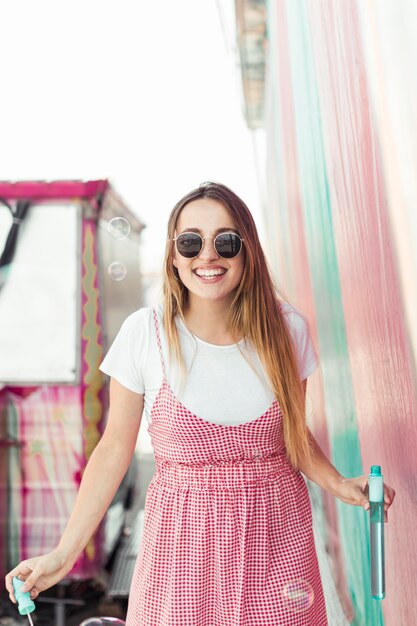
left=282, top=579, right=315, bottom=613
left=80, top=617, right=126, bottom=626
left=108, top=261, right=127, bottom=282
left=107, top=217, right=130, bottom=240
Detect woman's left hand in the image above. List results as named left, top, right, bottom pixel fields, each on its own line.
left=333, top=475, right=396, bottom=523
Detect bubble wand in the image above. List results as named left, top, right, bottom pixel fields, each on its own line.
left=369, top=465, right=385, bottom=599
left=12, top=577, right=36, bottom=625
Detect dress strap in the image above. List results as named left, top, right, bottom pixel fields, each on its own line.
left=153, top=307, right=167, bottom=380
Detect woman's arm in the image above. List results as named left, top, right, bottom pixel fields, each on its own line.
left=57, top=377, right=144, bottom=564
left=297, top=380, right=343, bottom=493
left=298, top=379, right=395, bottom=521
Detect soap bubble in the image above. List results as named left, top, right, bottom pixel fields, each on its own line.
left=107, top=217, right=130, bottom=240
left=108, top=261, right=127, bottom=281
left=282, top=579, right=314, bottom=612
left=80, top=617, right=126, bottom=626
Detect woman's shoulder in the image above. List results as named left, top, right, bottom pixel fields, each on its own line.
left=120, top=305, right=161, bottom=334
left=279, top=300, right=310, bottom=333
left=279, top=299, right=304, bottom=317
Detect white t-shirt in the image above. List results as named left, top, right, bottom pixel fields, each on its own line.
left=98, top=301, right=319, bottom=426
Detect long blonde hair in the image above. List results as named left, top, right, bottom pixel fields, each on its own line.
left=162, top=181, right=313, bottom=470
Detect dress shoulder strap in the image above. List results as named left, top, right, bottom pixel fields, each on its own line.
left=153, top=307, right=167, bottom=379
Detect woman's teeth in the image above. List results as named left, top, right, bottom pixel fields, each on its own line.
left=195, top=269, right=226, bottom=278
left=195, top=269, right=225, bottom=276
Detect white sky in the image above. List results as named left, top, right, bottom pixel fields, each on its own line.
left=0, top=0, right=266, bottom=285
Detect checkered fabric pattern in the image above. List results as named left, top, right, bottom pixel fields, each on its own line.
left=125, top=309, right=327, bottom=625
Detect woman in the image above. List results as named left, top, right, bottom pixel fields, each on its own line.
left=6, top=182, right=395, bottom=625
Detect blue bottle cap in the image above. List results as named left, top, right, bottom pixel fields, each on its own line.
left=371, top=465, right=381, bottom=475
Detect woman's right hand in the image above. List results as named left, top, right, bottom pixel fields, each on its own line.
left=5, top=548, right=73, bottom=602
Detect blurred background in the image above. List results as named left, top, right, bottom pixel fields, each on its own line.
left=0, top=1, right=416, bottom=625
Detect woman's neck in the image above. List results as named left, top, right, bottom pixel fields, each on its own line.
left=182, top=297, right=242, bottom=345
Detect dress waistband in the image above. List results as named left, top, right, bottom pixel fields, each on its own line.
left=151, top=452, right=295, bottom=491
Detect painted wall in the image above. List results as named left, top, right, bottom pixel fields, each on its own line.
left=264, top=1, right=417, bottom=624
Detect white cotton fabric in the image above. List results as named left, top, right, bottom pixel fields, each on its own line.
left=98, top=301, right=319, bottom=426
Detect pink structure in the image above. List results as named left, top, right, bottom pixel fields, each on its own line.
left=0, top=180, right=144, bottom=582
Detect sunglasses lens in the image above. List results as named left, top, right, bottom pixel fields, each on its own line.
left=176, top=233, right=202, bottom=258
left=215, top=233, right=242, bottom=258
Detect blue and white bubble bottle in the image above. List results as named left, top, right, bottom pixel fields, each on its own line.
left=369, top=465, right=385, bottom=599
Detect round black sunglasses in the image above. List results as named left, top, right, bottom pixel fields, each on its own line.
left=173, top=231, right=244, bottom=259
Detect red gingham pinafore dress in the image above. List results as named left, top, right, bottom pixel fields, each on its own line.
left=126, top=308, right=328, bottom=625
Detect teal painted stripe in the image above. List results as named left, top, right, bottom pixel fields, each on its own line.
left=285, top=1, right=383, bottom=624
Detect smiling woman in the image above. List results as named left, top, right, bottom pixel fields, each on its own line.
left=110, top=180, right=330, bottom=624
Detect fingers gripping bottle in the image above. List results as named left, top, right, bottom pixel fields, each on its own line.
left=12, top=577, right=36, bottom=625
left=369, top=465, right=385, bottom=599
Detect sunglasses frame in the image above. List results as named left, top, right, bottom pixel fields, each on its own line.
left=173, top=231, right=245, bottom=259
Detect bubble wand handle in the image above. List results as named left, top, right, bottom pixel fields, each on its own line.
left=12, top=577, right=36, bottom=617
left=369, top=465, right=385, bottom=599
